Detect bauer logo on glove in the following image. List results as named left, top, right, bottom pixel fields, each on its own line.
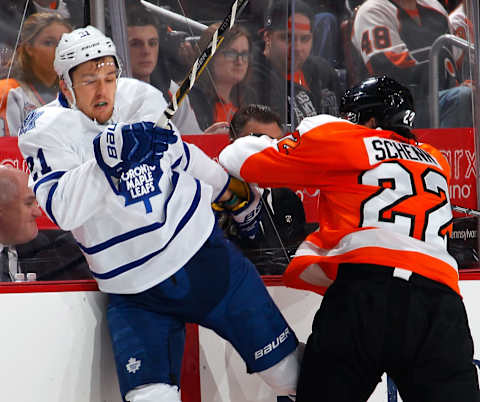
left=231, top=184, right=263, bottom=240
left=93, top=120, right=177, bottom=178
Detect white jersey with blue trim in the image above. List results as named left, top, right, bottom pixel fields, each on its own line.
left=18, top=77, right=229, bottom=294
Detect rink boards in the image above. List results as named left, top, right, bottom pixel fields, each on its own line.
left=0, top=277, right=479, bottom=402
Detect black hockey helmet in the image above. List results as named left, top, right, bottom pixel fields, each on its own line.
left=340, top=75, right=415, bottom=135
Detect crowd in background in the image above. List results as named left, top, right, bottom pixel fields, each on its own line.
left=0, top=0, right=476, bottom=281
left=0, top=0, right=475, bottom=137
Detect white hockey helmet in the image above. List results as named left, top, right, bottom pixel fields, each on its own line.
left=54, top=25, right=121, bottom=89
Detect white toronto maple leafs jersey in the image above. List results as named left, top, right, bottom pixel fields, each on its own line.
left=18, top=78, right=229, bottom=294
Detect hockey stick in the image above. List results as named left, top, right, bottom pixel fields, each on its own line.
left=154, top=0, right=292, bottom=266
left=452, top=205, right=480, bottom=217
left=156, top=0, right=249, bottom=128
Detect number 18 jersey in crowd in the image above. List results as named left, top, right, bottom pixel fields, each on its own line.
left=18, top=78, right=229, bottom=294
left=219, top=115, right=458, bottom=295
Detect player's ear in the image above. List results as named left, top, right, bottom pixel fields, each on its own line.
left=364, top=117, right=378, bottom=129
left=59, top=79, right=73, bottom=103
left=263, top=31, right=272, bottom=51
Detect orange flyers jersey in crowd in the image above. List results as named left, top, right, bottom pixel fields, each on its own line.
left=352, top=0, right=450, bottom=73
left=219, top=115, right=458, bottom=295
left=0, top=78, right=20, bottom=136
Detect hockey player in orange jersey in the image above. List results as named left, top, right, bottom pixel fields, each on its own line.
left=219, top=75, right=480, bottom=401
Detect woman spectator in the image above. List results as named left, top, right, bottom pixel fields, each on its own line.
left=189, top=23, right=257, bottom=132
left=0, top=13, right=72, bottom=137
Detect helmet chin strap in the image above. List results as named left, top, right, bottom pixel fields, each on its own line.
left=67, top=86, right=77, bottom=108
left=60, top=77, right=77, bottom=109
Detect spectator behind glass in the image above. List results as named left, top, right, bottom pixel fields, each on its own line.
left=0, top=165, right=90, bottom=282
left=189, top=23, right=257, bottom=133
left=0, top=1, right=82, bottom=66
left=253, top=0, right=341, bottom=129
left=352, top=0, right=473, bottom=128
left=0, top=13, right=72, bottom=137
left=220, top=104, right=317, bottom=275
left=126, top=2, right=203, bottom=134
left=449, top=0, right=474, bottom=81
left=0, top=167, right=40, bottom=247
left=308, top=0, right=346, bottom=67
left=0, top=166, right=40, bottom=282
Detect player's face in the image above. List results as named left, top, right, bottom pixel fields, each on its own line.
left=267, top=13, right=313, bottom=73
left=70, top=56, right=118, bottom=124
left=239, top=119, right=284, bottom=139
left=0, top=172, right=41, bottom=245
left=127, top=25, right=159, bottom=82
left=25, top=22, right=71, bottom=86
left=213, top=35, right=249, bottom=88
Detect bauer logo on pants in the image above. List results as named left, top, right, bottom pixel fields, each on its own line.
left=254, top=327, right=290, bottom=360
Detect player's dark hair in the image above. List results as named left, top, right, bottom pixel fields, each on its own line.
left=229, top=104, right=283, bottom=140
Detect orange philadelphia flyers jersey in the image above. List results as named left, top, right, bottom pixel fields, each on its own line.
left=219, top=115, right=458, bottom=295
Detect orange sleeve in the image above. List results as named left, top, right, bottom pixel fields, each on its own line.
left=238, top=121, right=372, bottom=189
left=0, top=79, right=20, bottom=137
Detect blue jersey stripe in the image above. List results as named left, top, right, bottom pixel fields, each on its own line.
left=33, top=171, right=66, bottom=194
left=183, top=142, right=191, bottom=171
left=91, top=178, right=202, bottom=280
left=45, top=182, right=59, bottom=226
left=79, top=221, right=163, bottom=254
left=172, top=155, right=182, bottom=169
left=213, top=176, right=231, bottom=203
left=78, top=171, right=180, bottom=254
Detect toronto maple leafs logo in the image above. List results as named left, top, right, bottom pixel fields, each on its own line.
left=19, top=110, right=44, bottom=136
left=117, top=162, right=162, bottom=213
left=126, top=357, right=141, bottom=374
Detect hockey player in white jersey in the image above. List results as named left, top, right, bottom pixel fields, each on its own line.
left=18, top=26, right=302, bottom=402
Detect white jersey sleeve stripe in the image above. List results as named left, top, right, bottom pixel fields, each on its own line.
left=45, top=182, right=60, bottom=226
left=33, top=170, right=67, bottom=194
left=182, top=142, right=191, bottom=170
left=171, top=143, right=190, bottom=170
left=90, top=178, right=202, bottom=280
left=171, top=155, right=182, bottom=170
left=78, top=220, right=163, bottom=254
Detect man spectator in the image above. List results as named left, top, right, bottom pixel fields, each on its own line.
left=0, top=166, right=41, bottom=281
left=126, top=2, right=203, bottom=134
left=219, top=104, right=317, bottom=275
left=449, top=0, right=474, bottom=80
left=352, top=0, right=473, bottom=128
left=252, top=0, right=341, bottom=128
left=0, top=165, right=90, bottom=281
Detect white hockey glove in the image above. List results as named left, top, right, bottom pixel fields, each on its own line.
left=230, top=185, right=263, bottom=240
left=93, top=121, right=177, bottom=179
